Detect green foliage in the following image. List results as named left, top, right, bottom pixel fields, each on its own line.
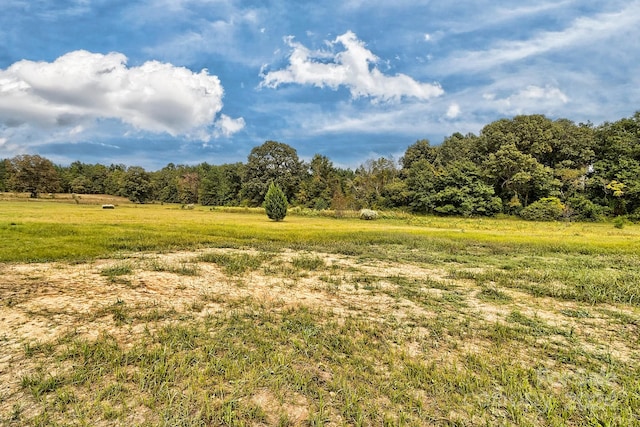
left=520, top=197, right=565, bottom=221
left=0, top=159, right=8, bottom=192
left=121, top=166, right=152, bottom=203
left=297, top=154, right=339, bottom=210
left=60, top=161, right=110, bottom=194
left=5, top=111, right=640, bottom=222
left=263, top=182, right=288, bottom=221
left=483, top=142, right=559, bottom=207
left=401, top=139, right=436, bottom=169
left=351, top=157, right=399, bottom=209
left=406, top=159, right=502, bottom=216
left=613, top=216, right=627, bottom=229
left=566, top=195, right=605, bottom=221
left=199, top=163, right=244, bottom=206
left=6, top=154, right=61, bottom=197
left=242, top=141, right=304, bottom=206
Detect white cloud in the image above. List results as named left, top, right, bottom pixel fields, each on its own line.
left=446, top=103, right=461, bottom=119
left=517, top=85, right=569, bottom=103
left=496, top=85, right=569, bottom=114
left=260, top=31, right=443, bottom=102
left=214, top=114, right=246, bottom=137
left=0, top=50, right=242, bottom=139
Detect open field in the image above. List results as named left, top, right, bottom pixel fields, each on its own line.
left=1, top=200, right=639, bottom=426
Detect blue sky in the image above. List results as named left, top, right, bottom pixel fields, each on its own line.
left=1, top=0, right=639, bottom=170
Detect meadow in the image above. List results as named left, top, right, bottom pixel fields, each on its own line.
left=0, top=199, right=639, bottom=426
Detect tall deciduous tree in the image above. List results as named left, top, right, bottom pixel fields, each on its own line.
left=122, top=166, right=152, bottom=203
left=401, top=139, right=436, bottom=170
left=7, top=154, right=60, bottom=197
left=152, top=163, right=181, bottom=203
left=0, top=159, right=9, bottom=192
left=482, top=142, right=559, bottom=208
left=242, top=141, right=304, bottom=206
left=178, top=171, right=200, bottom=204
left=351, top=157, right=398, bottom=209
left=199, top=163, right=244, bottom=206
left=297, top=154, right=339, bottom=210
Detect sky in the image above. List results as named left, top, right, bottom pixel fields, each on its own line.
left=0, top=0, right=639, bottom=170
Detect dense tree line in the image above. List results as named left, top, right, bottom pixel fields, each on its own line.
left=2, top=113, right=640, bottom=220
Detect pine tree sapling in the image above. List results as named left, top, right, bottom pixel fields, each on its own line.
left=264, top=182, right=288, bottom=221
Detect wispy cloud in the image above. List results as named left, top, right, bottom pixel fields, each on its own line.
left=438, top=2, right=640, bottom=74
left=260, top=31, right=443, bottom=102
left=135, top=1, right=266, bottom=66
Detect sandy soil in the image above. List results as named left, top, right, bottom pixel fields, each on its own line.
left=1, top=247, right=637, bottom=421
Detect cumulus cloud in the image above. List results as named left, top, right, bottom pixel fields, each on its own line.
left=260, top=31, right=443, bottom=102
left=214, top=114, right=246, bottom=137
left=0, top=50, right=244, bottom=139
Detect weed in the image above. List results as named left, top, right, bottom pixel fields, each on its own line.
left=477, top=287, right=513, bottom=303
left=148, top=259, right=200, bottom=276
left=21, top=373, right=64, bottom=398
left=560, top=308, right=590, bottom=318
left=198, top=251, right=267, bottom=275
left=291, top=254, right=326, bottom=270
left=105, top=299, right=129, bottom=325
left=100, top=262, right=133, bottom=282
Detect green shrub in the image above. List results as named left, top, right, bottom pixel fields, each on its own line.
left=520, top=197, right=565, bottom=221
left=566, top=196, right=605, bottom=221
left=613, top=216, right=626, bottom=229
left=263, top=183, right=288, bottom=221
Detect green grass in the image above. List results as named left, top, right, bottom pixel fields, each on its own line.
left=12, top=300, right=640, bottom=426
left=291, top=254, right=326, bottom=271
left=197, top=251, right=268, bottom=275
left=1, top=201, right=639, bottom=263
left=2, top=200, right=640, bottom=425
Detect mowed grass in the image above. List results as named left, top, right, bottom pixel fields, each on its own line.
left=1, top=200, right=640, bottom=426
left=1, top=201, right=639, bottom=263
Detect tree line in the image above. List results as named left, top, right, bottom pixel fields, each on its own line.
left=1, top=112, right=639, bottom=220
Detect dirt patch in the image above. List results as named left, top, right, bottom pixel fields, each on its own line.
left=2, top=247, right=639, bottom=422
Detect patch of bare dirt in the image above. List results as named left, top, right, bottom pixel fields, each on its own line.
left=0, top=248, right=452, bottom=417
left=1, top=247, right=638, bottom=421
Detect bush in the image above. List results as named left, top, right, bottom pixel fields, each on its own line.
left=566, top=196, right=605, bottom=221
left=263, top=182, right=288, bottom=221
left=359, top=209, right=378, bottom=220
left=613, top=216, right=627, bottom=229
left=626, top=207, right=640, bottom=223
left=520, top=197, right=565, bottom=221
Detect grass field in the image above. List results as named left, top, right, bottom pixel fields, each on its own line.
left=0, top=200, right=639, bottom=426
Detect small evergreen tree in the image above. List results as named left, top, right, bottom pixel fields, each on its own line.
left=264, top=182, right=288, bottom=221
